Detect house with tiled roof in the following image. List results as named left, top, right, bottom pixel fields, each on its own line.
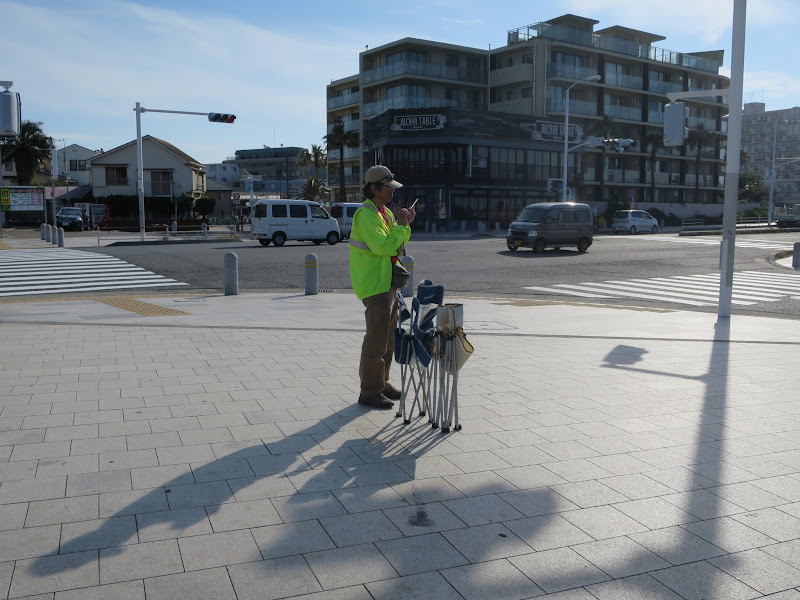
left=88, top=135, right=206, bottom=201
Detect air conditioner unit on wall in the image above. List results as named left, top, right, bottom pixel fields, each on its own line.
left=192, top=191, right=202, bottom=200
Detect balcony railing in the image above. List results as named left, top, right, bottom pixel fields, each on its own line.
left=648, top=80, right=683, bottom=94
left=363, top=97, right=458, bottom=117
left=327, top=148, right=360, bottom=161
left=327, top=93, right=360, bottom=110
left=362, top=61, right=484, bottom=86
left=329, top=173, right=363, bottom=185
left=507, top=22, right=721, bottom=73
left=547, top=98, right=597, bottom=116
left=547, top=63, right=599, bottom=81
left=605, top=72, right=643, bottom=90
left=605, top=105, right=641, bottom=121
left=648, top=111, right=664, bottom=123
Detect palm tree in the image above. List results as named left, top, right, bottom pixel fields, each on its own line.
left=298, top=144, right=327, bottom=181
left=587, top=114, right=618, bottom=201
left=300, top=177, right=330, bottom=203
left=686, top=124, right=714, bottom=201
left=1, top=121, right=51, bottom=185
left=644, top=131, right=664, bottom=203
left=324, top=121, right=359, bottom=203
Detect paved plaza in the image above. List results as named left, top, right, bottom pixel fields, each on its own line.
left=0, top=252, right=800, bottom=598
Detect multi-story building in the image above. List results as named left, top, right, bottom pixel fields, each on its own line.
left=56, top=144, right=100, bottom=187
left=327, top=13, right=729, bottom=229
left=741, top=102, right=800, bottom=208
left=220, top=146, right=308, bottom=198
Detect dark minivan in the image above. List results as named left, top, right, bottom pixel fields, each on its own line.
left=506, top=202, right=594, bottom=253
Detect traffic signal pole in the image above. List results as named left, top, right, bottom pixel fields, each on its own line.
left=133, top=104, right=235, bottom=242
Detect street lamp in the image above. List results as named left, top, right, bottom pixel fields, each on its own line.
left=562, top=74, right=601, bottom=203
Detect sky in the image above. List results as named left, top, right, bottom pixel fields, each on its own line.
left=3, top=0, right=799, bottom=165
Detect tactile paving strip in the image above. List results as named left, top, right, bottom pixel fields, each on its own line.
left=0, top=295, right=189, bottom=316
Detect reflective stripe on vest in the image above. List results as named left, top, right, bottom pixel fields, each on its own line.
left=349, top=238, right=369, bottom=250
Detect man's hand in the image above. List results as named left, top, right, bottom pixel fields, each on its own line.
left=396, top=206, right=416, bottom=226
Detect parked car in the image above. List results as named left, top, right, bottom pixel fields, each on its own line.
left=612, top=210, right=659, bottom=234
left=56, top=207, right=89, bottom=231
left=251, top=199, right=340, bottom=246
left=506, top=202, right=594, bottom=253
left=328, top=202, right=362, bottom=239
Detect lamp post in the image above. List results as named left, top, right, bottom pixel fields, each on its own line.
left=562, top=74, right=601, bottom=203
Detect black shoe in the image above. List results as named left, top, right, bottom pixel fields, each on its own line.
left=382, top=386, right=402, bottom=400
left=358, top=394, right=394, bottom=409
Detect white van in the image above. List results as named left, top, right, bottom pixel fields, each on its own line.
left=328, top=203, right=362, bottom=239
left=252, top=199, right=340, bottom=246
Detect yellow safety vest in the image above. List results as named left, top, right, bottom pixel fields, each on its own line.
left=348, top=200, right=411, bottom=300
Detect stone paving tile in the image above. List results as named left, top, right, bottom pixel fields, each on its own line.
left=252, top=520, right=336, bottom=560
left=0, top=460, right=38, bottom=482
left=443, top=494, right=525, bottom=526
left=550, top=480, right=630, bottom=508
left=0, top=525, right=60, bottom=562
left=333, top=483, right=409, bottom=513
left=0, top=502, right=29, bottom=530
left=98, top=449, right=158, bottom=472
left=391, top=477, right=464, bottom=505
left=205, top=497, right=282, bottom=532
left=442, top=522, right=532, bottom=563
left=25, top=496, right=99, bottom=527
left=55, top=580, right=145, bottom=600
left=98, top=487, right=169, bottom=518
left=99, top=539, right=183, bottom=584
left=164, top=480, right=233, bottom=510
left=440, top=558, right=544, bottom=600
left=762, top=538, right=800, bottom=570
left=10, top=442, right=71, bottom=462
left=598, top=473, right=677, bottom=500
left=10, top=550, right=99, bottom=598
left=560, top=505, right=649, bottom=540
left=375, top=532, right=469, bottom=576
left=69, top=437, right=127, bottom=457
left=136, top=506, right=213, bottom=542
left=178, top=529, right=261, bottom=570
left=190, top=457, right=255, bottom=483
left=319, top=510, right=403, bottom=547
left=585, top=573, right=685, bottom=599
left=509, top=546, right=610, bottom=594
left=227, top=474, right=297, bottom=501
left=143, top=568, right=236, bottom=600
left=228, top=555, right=322, bottom=600
left=682, top=515, right=778, bottom=553
left=270, top=490, right=347, bottom=522
left=613, top=497, right=699, bottom=529
left=572, top=536, right=672, bottom=579
left=382, top=502, right=467, bottom=537
left=304, top=543, right=397, bottom=589
left=649, top=559, right=760, bottom=600
left=59, top=515, right=138, bottom=554
left=125, top=432, right=182, bottom=451
left=444, top=471, right=519, bottom=496
left=0, top=476, right=66, bottom=504
left=246, top=453, right=311, bottom=477
left=155, top=444, right=215, bottom=466
left=709, top=547, right=800, bottom=596
left=730, top=506, right=800, bottom=542
left=629, top=526, right=727, bottom=565
left=66, top=471, right=130, bottom=497
left=505, top=514, right=594, bottom=551
left=288, top=585, right=373, bottom=600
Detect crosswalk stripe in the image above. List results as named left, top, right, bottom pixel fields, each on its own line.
left=524, top=270, right=800, bottom=306
left=0, top=249, right=187, bottom=297
left=632, top=236, right=795, bottom=250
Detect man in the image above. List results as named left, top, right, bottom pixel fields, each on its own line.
left=349, top=165, right=416, bottom=409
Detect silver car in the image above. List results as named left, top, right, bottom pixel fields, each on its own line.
left=612, top=210, right=659, bottom=234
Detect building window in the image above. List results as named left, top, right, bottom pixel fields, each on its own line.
left=78, top=160, right=86, bottom=171
left=151, top=171, right=172, bottom=195
left=522, top=87, right=533, bottom=99
left=69, top=160, right=77, bottom=171
left=105, top=166, right=127, bottom=186
left=445, top=54, right=459, bottom=67
left=522, top=53, right=533, bottom=64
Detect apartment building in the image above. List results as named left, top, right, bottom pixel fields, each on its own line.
left=327, top=13, right=729, bottom=229
left=741, top=102, right=800, bottom=207
left=220, top=146, right=307, bottom=198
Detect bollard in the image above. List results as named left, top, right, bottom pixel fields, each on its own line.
left=304, top=253, right=318, bottom=295
left=57, top=227, right=64, bottom=248
left=431, top=223, right=437, bottom=237
left=41, top=223, right=46, bottom=240
left=202, top=222, right=208, bottom=238
left=229, top=224, right=235, bottom=237
left=425, top=222, right=430, bottom=233
left=477, top=222, right=486, bottom=234
left=400, top=255, right=415, bottom=298
left=461, top=221, right=466, bottom=233
left=51, top=225, right=58, bottom=245
left=495, top=222, right=500, bottom=235
left=794, top=242, right=800, bottom=270
left=224, top=252, right=238, bottom=295
left=172, top=221, right=177, bottom=234
left=45, top=224, right=52, bottom=242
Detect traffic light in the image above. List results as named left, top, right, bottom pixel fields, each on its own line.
left=208, top=113, right=236, bottom=124
left=663, top=102, right=689, bottom=146
left=0, top=84, right=21, bottom=137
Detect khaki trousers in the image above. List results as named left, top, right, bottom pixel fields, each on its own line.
left=359, top=289, right=399, bottom=396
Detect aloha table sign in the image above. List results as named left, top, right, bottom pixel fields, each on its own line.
left=391, top=114, right=447, bottom=131
left=531, top=121, right=585, bottom=143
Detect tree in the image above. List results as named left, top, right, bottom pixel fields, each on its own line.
left=738, top=172, right=768, bottom=205
left=686, top=124, right=714, bottom=201
left=644, top=131, right=664, bottom=204
left=298, top=144, right=327, bottom=180
left=193, top=196, right=216, bottom=218
left=324, top=121, right=359, bottom=203
left=587, top=114, right=619, bottom=204
left=1, top=121, right=51, bottom=185
left=300, top=177, right=330, bottom=202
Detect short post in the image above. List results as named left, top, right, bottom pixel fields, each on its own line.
left=51, top=226, right=58, bottom=245
left=431, top=223, right=437, bottom=237
left=202, top=222, right=208, bottom=238
left=57, top=227, right=64, bottom=248
left=229, top=224, right=235, bottom=236
left=461, top=221, right=466, bottom=232
left=400, top=255, right=415, bottom=297
left=495, top=222, right=500, bottom=235
left=171, top=221, right=177, bottom=234
left=41, top=223, right=46, bottom=240
left=305, top=253, right=318, bottom=295
left=793, top=242, right=800, bottom=270
left=45, top=224, right=52, bottom=242
left=97, top=227, right=100, bottom=247
left=477, top=222, right=486, bottom=234
left=424, top=222, right=430, bottom=233
left=224, top=252, right=238, bottom=295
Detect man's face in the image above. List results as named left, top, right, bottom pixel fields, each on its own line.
left=372, top=179, right=395, bottom=205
